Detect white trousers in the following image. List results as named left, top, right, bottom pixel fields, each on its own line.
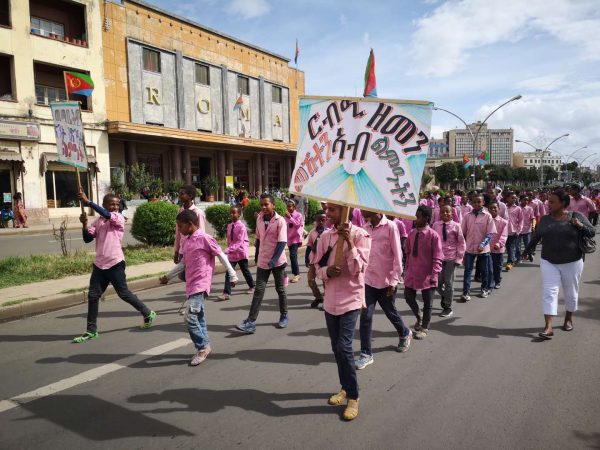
left=540, top=258, right=584, bottom=316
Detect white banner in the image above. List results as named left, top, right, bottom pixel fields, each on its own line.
left=50, top=101, right=88, bottom=170
left=289, top=96, right=433, bottom=219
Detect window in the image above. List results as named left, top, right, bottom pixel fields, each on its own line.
left=46, top=169, right=89, bottom=208
left=0, top=54, right=14, bottom=100
left=34, top=62, right=90, bottom=110
left=195, top=64, right=210, bottom=85
left=0, top=0, right=10, bottom=27
left=267, top=160, right=281, bottom=190
left=143, top=48, right=161, bottom=73
left=31, top=16, right=64, bottom=38
left=238, top=76, right=249, bottom=95
left=35, top=85, right=67, bottom=105
left=137, top=154, right=163, bottom=179
left=233, top=159, right=250, bottom=190
left=272, top=85, right=282, bottom=103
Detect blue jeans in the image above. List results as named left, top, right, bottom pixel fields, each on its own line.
left=224, top=259, right=255, bottom=294
left=325, top=309, right=360, bottom=400
left=491, top=253, right=503, bottom=286
left=186, top=292, right=209, bottom=350
left=360, top=285, right=410, bottom=356
left=516, top=233, right=531, bottom=260
left=506, top=235, right=519, bottom=264
left=288, top=243, right=300, bottom=276
left=463, top=252, right=491, bottom=293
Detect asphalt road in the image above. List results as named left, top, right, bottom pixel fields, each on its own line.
left=0, top=252, right=599, bottom=449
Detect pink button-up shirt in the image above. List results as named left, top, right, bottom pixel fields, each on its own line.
left=506, top=205, right=523, bottom=236
left=490, top=216, right=508, bottom=254
left=432, top=206, right=461, bottom=224
left=180, top=229, right=222, bottom=297
left=306, top=227, right=327, bottom=265
left=285, top=210, right=304, bottom=246
left=461, top=204, right=473, bottom=218
left=461, top=209, right=497, bottom=254
left=567, top=196, right=596, bottom=215
left=393, top=218, right=408, bottom=238
left=225, top=220, right=250, bottom=262
left=530, top=198, right=543, bottom=219
left=351, top=208, right=365, bottom=227
left=315, top=224, right=371, bottom=315
left=88, top=212, right=126, bottom=270
left=174, top=204, right=206, bottom=253
left=497, top=201, right=509, bottom=220
left=401, top=218, right=414, bottom=235
left=255, top=212, right=287, bottom=270
left=404, top=226, right=443, bottom=290
left=520, top=205, right=535, bottom=234
left=363, top=215, right=402, bottom=288
left=432, top=220, right=465, bottom=263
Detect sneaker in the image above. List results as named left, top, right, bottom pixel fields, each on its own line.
left=328, top=389, right=347, bottom=405
left=284, top=275, right=289, bottom=287
left=72, top=331, right=99, bottom=343
left=505, top=263, right=513, bottom=272
left=236, top=319, right=256, bottom=334
left=291, top=275, right=301, bottom=283
left=461, top=292, right=471, bottom=302
left=354, top=353, right=374, bottom=370
left=277, top=314, right=289, bottom=329
left=343, top=399, right=359, bottom=421
left=528, top=254, right=534, bottom=262
left=414, top=328, right=429, bottom=340
left=141, top=310, right=157, bottom=329
left=217, top=293, right=230, bottom=301
left=397, top=330, right=412, bottom=353
left=414, top=319, right=422, bottom=331
left=439, top=308, right=453, bottom=318
left=494, top=283, right=501, bottom=289
left=245, top=287, right=255, bottom=294
left=480, top=289, right=490, bottom=298
left=318, top=303, right=325, bottom=311
left=190, top=345, right=212, bottom=366
left=310, top=298, right=323, bottom=309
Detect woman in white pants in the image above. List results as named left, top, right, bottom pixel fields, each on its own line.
left=523, top=189, right=595, bottom=339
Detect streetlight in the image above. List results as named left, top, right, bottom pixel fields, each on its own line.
left=434, top=94, right=522, bottom=188
left=516, top=133, right=569, bottom=185
left=564, top=145, right=588, bottom=163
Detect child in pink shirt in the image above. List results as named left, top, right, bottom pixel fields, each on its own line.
left=314, top=203, right=371, bottom=421
left=13, top=192, right=27, bottom=228
left=488, top=202, right=508, bottom=289
left=404, top=205, right=443, bottom=339
left=517, top=195, right=535, bottom=262
left=217, top=205, right=255, bottom=301
left=285, top=199, right=305, bottom=283
left=504, top=192, right=523, bottom=269
left=174, top=185, right=207, bottom=266
left=73, top=191, right=156, bottom=343
left=432, top=205, right=465, bottom=317
left=160, top=209, right=237, bottom=366
left=305, top=210, right=327, bottom=309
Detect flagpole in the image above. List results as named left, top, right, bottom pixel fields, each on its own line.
left=77, top=104, right=88, bottom=214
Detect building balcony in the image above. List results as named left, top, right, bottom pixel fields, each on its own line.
left=29, top=0, right=88, bottom=48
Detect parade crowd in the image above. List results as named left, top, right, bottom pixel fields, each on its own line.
left=71, top=183, right=597, bottom=421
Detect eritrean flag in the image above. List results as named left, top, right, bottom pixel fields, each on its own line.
left=478, top=151, right=489, bottom=166
left=363, top=49, right=377, bottom=98
left=64, top=71, right=94, bottom=97
left=294, top=39, right=299, bottom=65
left=233, top=93, right=243, bottom=111
left=463, top=154, right=472, bottom=168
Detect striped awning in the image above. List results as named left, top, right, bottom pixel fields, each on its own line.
left=40, top=152, right=99, bottom=174
left=0, top=151, right=24, bottom=162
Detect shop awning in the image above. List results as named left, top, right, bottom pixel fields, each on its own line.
left=40, top=152, right=99, bottom=175
left=0, top=150, right=24, bottom=162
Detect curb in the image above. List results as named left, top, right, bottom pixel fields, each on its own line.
left=0, top=223, right=132, bottom=237
left=0, top=248, right=306, bottom=323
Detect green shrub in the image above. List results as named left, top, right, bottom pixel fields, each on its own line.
left=243, top=198, right=287, bottom=232
left=306, top=199, right=321, bottom=224
left=131, top=201, right=179, bottom=246
left=205, top=204, right=232, bottom=238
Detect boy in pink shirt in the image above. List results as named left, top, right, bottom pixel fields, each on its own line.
left=355, top=210, right=412, bottom=371
left=488, top=202, right=508, bottom=289
left=516, top=195, right=535, bottom=262
left=236, top=194, right=289, bottom=333
left=432, top=205, right=465, bottom=317
left=314, top=203, right=371, bottom=421
left=404, top=205, right=443, bottom=339
left=173, top=185, right=207, bottom=274
left=305, top=210, right=327, bottom=309
left=160, top=209, right=238, bottom=366
left=460, top=194, right=473, bottom=218
left=73, top=191, right=156, bottom=343
left=285, top=199, right=305, bottom=283
left=217, top=205, right=255, bottom=301
left=504, top=192, right=523, bottom=270
left=460, top=194, right=497, bottom=300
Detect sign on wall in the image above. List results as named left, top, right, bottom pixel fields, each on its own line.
left=0, top=120, right=40, bottom=141
left=289, top=96, right=432, bottom=219
left=50, top=102, right=88, bottom=170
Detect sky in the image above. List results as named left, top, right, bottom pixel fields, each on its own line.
left=149, top=0, right=600, bottom=166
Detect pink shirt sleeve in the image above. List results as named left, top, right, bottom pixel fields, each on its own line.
left=345, top=230, right=370, bottom=277
left=430, top=231, right=443, bottom=281
left=390, top=222, right=403, bottom=282
left=499, top=219, right=508, bottom=248
left=455, top=223, right=466, bottom=263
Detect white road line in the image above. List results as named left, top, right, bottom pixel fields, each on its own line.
left=0, top=338, right=191, bottom=414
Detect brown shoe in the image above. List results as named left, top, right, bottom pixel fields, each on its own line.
left=328, top=389, right=347, bottom=405
left=217, top=293, right=230, bottom=301
left=190, top=345, right=212, bottom=366
left=291, top=275, right=301, bottom=283
left=343, top=399, right=359, bottom=421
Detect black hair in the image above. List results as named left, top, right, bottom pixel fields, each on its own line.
left=488, top=201, right=499, bottom=208
left=176, top=209, right=199, bottom=225
left=519, top=195, right=528, bottom=202
left=103, top=193, right=119, bottom=204
left=230, top=205, right=242, bottom=214
left=260, top=193, right=275, bottom=204
left=416, top=205, right=432, bottom=224
left=570, top=184, right=581, bottom=192
left=551, top=189, right=570, bottom=208
left=482, top=193, right=492, bottom=207
left=181, top=184, right=196, bottom=198
left=315, top=209, right=326, bottom=216
left=13, top=192, right=22, bottom=200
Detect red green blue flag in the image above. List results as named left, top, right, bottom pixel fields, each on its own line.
left=463, top=154, right=472, bottom=168
left=363, top=49, right=377, bottom=98
left=294, top=39, right=299, bottom=65
left=478, top=151, right=489, bottom=166
left=64, top=71, right=94, bottom=97
left=233, top=93, right=243, bottom=111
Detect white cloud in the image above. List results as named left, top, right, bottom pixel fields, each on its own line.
left=227, top=0, right=270, bottom=19
left=517, top=74, right=567, bottom=92
left=409, top=0, right=600, bottom=77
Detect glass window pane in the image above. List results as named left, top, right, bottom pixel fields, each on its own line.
left=31, top=17, right=40, bottom=29
left=195, top=64, right=209, bottom=85
left=47, top=87, right=56, bottom=102
left=272, top=86, right=282, bottom=103
left=143, top=48, right=160, bottom=73
left=238, top=77, right=249, bottom=95
left=45, top=172, right=55, bottom=206
left=52, top=22, right=64, bottom=37
left=35, top=85, right=45, bottom=104
left=54, top=171, right=78, bottom=208
left=57, top=88, right=67, bottom=101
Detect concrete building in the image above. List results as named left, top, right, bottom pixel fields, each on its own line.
left=0, top=0, right=109, bottom=223
left=513, top=150, right=562, bottom=171
left=101, top=0, right=304, bottom=200
left=446, top=122, right=514, bottom=166
left=428, top=138, right=449, bottom=158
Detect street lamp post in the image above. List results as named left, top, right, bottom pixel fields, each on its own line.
left=516, top=133, right=569, bottom=186
left=434, top=94, right=521, bottom=188
left=565, top=146, right=589, bottom=163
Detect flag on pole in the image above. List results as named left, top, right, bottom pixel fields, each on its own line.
left=363, top=49, right=377, bottom=98
left=478, top=151, right=489, bottom=166
left=463, top=154, right=472, bottom=168
left=233, top=93, right=243, bottom=111
left=294, top=39, right=299, bottom=65
left=64, top=71, right=94, bottom=97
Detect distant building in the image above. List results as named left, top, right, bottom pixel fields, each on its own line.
left=446, top=122, right=514, bottom=166
left=514, top=150, right=562, bottom=171
left=428, top=138, right=449, bottom=158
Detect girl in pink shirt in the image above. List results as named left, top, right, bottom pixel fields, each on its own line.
left=13, top=192, right=27, bottom=228
left=285, top=199, right=305, bottom=283
left=217, top=206, right=256, bottom=301
left=488, top=202, right=508, bottom=289
left=403, top=205, right=443, bottom=339
left=517, top=196, right=535, bottom=262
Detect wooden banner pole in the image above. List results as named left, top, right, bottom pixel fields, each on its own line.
left=334, top=206, right=350, bottom=266
left=76, top=167, right=84, bottom=214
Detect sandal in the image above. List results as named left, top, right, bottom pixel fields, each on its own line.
left=538, top=331, right=553, bottom=340
left=562, top=323, right=573, bottom=332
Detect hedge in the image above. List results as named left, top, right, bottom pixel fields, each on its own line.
left=131, top=201, right=179, bottom=246
left=243, top=198, right=287, bottom=232
left=205, top=204, right=232, bottom=238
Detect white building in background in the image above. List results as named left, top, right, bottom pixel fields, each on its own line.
left=446, top=122, right=514, bottom=166
left=515, top=150, right=562, bottom=171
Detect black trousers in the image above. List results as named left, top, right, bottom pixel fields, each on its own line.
left=224, top=259, right=255, bottom=294
left=86, top=261, right=150, bottom=333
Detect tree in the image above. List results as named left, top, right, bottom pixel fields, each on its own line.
left=513, top=167, right=530, bottom=183
left=434, top=162, right=458, bottom=185
left=474, top=165, right=488, bottom=182
left=543, top=166, right=558, bottom=182
left=453, top=161, right=467, bottom=182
